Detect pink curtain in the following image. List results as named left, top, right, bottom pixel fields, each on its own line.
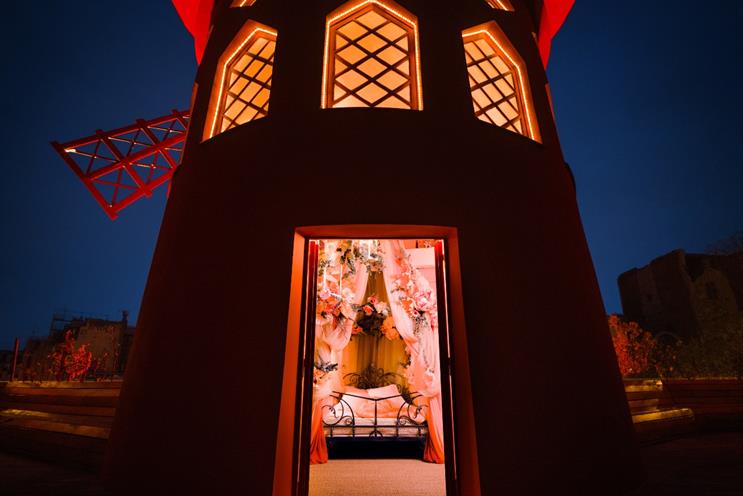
left=380, top=240, right=444, bottom=464
left=310, top=246, right=369, bottom=464
left=309, top=397, right=329, bottom=464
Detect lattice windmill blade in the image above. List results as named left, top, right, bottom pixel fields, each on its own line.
left=52, top=109, right=190, bottom=220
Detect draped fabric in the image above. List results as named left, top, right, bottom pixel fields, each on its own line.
left=379, top=240, right=444, bottom=463
left=341, top=273, right=409, bottom=379
left=309, top=396, right=329, bottom=464
left=310, top=240, right=445, bottom=464
left=341, top=333, right=409, bottom=379
left=314, top=243, right=369, bottom=397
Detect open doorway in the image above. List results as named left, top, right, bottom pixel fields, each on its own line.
left=302, top=238, right=454, bottom=495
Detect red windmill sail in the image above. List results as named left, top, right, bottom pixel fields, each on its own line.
left=52, top=110, right=190, bottom=220
left=538, top=0, right=575, bottom=68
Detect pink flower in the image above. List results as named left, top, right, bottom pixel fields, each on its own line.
left=414, top=290, right=434, bottom=311
left=368, top=295, right=379, bottom=305
left=319, top=287, right=331, bottom=300
left=363, top=305, right=373, bottom=315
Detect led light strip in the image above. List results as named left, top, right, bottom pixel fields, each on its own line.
left=488, top=0, right=514, bottom=11
left=206, top=26, right=278, bottom=140
left=321, top=0, right=423, bottom=110
left=462, top=29, right=538, bottom=141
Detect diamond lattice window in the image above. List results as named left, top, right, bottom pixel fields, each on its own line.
left=217, top=32, right=276, bottom=134
left=464, top=33, right=527, bottom=136
left=323, top=1, right=422, bottom=109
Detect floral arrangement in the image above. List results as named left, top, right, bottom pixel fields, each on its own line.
left=391, top=254, right=437, bottom=337
left=319, top=240, right=384, bottom=281
left=317, top=286, right=355, bottom=321
left=362, top=241, right=385, bottom=273
left=352, top=295, right=399, bottom=340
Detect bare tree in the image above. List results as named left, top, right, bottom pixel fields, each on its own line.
left=706, top=231, right=743, bottom=255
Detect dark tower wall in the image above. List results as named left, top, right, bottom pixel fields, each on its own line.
left=104, top=1, right=643, bottom=494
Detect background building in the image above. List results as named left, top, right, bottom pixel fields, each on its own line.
left=618, top=249, right=743, bottom=341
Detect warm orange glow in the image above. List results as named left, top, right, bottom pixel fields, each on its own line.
left=321, top=0, right=423, bottom=110
left=632, top=408, right=694, bottom=424
left=230, top=0, right=257, bottom=7
left=203, top=22, right=277, bottom=141
left=462, top=24, right=541, bottom=142
left=485, top=0, right=515, bottom=11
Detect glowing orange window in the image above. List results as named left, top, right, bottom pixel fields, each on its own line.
left=485, top=0, right=515, bottom=11
left=322, top=0, right=422, bottom=110
left=203, top=22, right=277, bottom=141
left=463, top=26, right=540, bottom=141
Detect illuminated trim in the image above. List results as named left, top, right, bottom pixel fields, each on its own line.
left=462, top=24, right=541, bottom=142
left=486, top=0, right=515, bottom=11
left=321, top=0, right=423, bottom=110
left=202, top=21, right=278, bottom=141
left=230, top=0, right=257, bottom=7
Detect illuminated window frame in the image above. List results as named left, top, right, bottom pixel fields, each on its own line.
left=485, top=0, right=515, bottom=11
left=462, top=22, right=541, bottom=142
left=321, top=0, right=423, bottom=110
left=202, top=20, right=278, bottom=141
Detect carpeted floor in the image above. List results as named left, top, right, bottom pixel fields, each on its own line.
left=309, top=459, right=446, bottom=496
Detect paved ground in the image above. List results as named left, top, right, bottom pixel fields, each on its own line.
left=628, top=431, right=743, bottom=495
left=1, top=431, right=742, bottom=494
left=0, top=452, right=108, bottom=496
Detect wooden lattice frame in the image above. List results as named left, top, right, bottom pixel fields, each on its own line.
left=322, top=0, right=422, bottom=110
left=463, top=24, right=541, bottom=142
left=203, top=21, right=278, bottom=141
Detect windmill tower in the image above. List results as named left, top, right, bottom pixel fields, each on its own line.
left=65, top=0, right=644, bottom=494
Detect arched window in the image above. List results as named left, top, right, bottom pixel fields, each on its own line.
left=463, top=24, right=540, bottom=141
left=322, top=0, right=422, bottom=110
left=485, top=0, right=515, bottom=11
left=203, top=21, right=277, bottom=141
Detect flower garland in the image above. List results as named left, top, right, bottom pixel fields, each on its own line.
left=352, top=295, right=399, bottom=340
left=390, top=250, right=438, bottom=374
left=391, top=252, right=437, bottom=337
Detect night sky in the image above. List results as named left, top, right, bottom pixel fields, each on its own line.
left=1, top=1, right=741, bottom=349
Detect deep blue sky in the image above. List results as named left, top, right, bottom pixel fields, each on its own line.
left=1, top=2, right=741, bottom=349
